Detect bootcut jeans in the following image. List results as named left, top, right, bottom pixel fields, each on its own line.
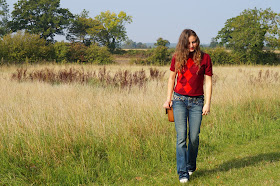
left=172, top=92, right=204, bottom=179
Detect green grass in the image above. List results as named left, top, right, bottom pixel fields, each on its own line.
left=1, top=98, right=279, bottom=185
left=0, top=65, right=279, bottom=185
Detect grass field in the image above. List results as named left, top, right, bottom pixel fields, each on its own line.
left=0, top=64, right=279, bottom=185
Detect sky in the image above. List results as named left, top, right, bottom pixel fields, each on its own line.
left=7, top=0, right=280, bottom=44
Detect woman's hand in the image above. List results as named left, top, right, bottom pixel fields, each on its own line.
left=163, top=100, right=172, bottom=109
left=202, top=103, right=210, bottom=115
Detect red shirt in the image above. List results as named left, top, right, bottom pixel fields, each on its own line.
left=170, top=53, right=213, bottom=96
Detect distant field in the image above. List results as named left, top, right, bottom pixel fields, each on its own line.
left=114, top=57, right=132, bottom=64
left=0, top=64, right=279, bottom=185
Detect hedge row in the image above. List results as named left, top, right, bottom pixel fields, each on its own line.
left=129, top=47, right=279, bottom=66
left=203, top=47, right=280, bottom=65
left=129, top=46, right=174, bottom=65
left=0, top=31, right=113, bottom=64
left=1, top=32, right=279, bottom=65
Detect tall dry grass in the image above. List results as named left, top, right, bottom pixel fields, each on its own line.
left=0, top=64, right=279, bottom=185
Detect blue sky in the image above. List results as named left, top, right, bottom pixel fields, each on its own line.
left=7, top=0, right=280, bottom=44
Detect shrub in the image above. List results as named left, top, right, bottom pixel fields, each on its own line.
left=85, top=44, right=113, bottom=64
left=0, top=31, right=53, bottom=63
left=147, top=46, right=172, bottom=65
left=203, top=47, right=237, bottom=65
left=53, top=41, right=70, bottom=63
left=129, top=48, right=174, bottom=66
left=259, top=51, right=280, bottom=65
left=204, top=47, right=280, bottom=65
left=68, top=42, right=88, bottom=62
left=0, top=40, right=4, bottom=64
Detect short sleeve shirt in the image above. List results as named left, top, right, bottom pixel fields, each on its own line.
left=170, top=53, right=213, bottom=96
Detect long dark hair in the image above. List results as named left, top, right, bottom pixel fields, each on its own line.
left=175, top=29, right=202, bottom=72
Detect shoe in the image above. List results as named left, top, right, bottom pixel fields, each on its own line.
left=179, top=177, right=188, bottom=183
left=188, top=171, right=194, bottom=176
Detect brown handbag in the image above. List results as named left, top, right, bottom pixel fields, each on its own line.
left=165, top=107, right=174, bottom=122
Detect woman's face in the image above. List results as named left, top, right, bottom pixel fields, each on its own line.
left=188, top=35, right=198, bottom=52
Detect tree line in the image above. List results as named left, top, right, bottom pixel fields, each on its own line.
left=0, top=0, right=280, bottom=65
left=0, top=0, right=132, bottom=52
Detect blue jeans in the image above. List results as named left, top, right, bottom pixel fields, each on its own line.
left=172, top=92, right=204, bottom=179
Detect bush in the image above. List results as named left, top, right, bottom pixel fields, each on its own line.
left=85, top=44, right=113, bottom=64
left=204, top=47, right=280, bottom=65
left=0, top=31, right=53, bottom=63
left=203, top=47, right=237, bottom=65
left=147, top=46, right=172, bottom=65
left=129, top=47, right=174, bottom=66
left=53, top=41, right=70, bottom=63
left=259, top=51, right=280, bottom=65
left=68, top=42, right=88, bottom=62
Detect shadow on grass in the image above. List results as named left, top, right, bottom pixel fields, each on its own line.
left=196, top=152, right=280, bottom=177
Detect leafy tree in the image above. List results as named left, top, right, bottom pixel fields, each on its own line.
left=148, top=45, right=171, bottom=65
left=122, top=39, right=136, bottom=49
left=0, top=0, right=9, bottom=36
left=10, top=0, right=73, bottom=42
left=145, top=38, right=171, bottom=65
left=216, top=8, right=280, bottom=63
left=136, top=42, right=148, bottom=49
left=94, top=11, right=132, bottom=52
left=154, top=37, right=170, bottom=47
left=122, top=39, right=148, bottom=49
left=209, top=37, right=218, bottom=48
left=143, top=37, right=171, bottom=65
left=67, top=9, right=102, bottom=44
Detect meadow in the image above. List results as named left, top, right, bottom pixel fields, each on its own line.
left=0, top=63, right=279, bottom=185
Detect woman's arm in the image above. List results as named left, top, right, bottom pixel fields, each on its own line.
left=163, top=71, right=176, bottom=109
left=202, top=75, right=212, bottom=115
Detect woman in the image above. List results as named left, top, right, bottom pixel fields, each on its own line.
left=163, top=29, right=213, bottom=183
